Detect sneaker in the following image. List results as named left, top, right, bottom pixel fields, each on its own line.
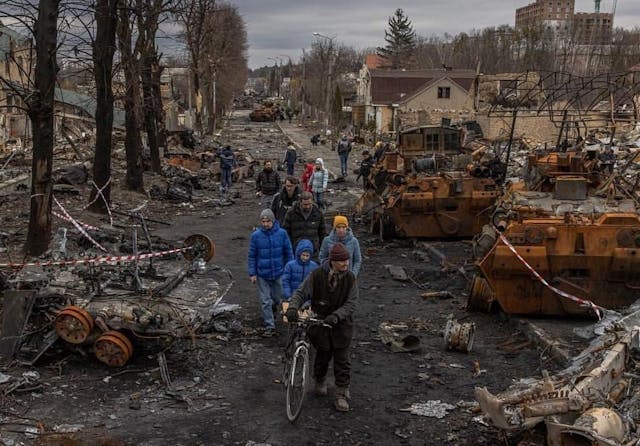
left=334, top=395, right=349, bottom=412
left=262, top=328, right=276, bottom=337
left=314, top=379, right=328, bottom=397
left=334, top=386, right=350, bottom=411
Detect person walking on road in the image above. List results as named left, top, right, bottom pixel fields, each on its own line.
left=283, top=144, right=297, bottom=176
left=301, top=162, right=315, bottom=192
left=247, top=209, right=294, bottom=336
left=282, top=191, right=327, bottom=254
left=285, top=242, right=358, bottom=412
left=281, top=238, right=319, bottom=302
left=357, top=149, right=374, bottom=189
left=217, top=145, right=236, bottom=193
left=256, top=160, right=281, bottom=206
left=336, top=134, right=352, bottom=178
left=271, top=176, right=301, bottom=223
left=319, top=215, right=362, bottom=276
left=309, top=158, right=328, bottom=209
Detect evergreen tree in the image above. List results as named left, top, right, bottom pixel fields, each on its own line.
left=377, top=8, right=416, bottom=69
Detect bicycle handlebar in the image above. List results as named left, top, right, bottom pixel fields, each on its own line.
left=295, top=317, right=332, bottom=329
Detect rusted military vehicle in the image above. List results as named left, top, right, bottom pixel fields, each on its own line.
left=356, top=123, right=503, bottom=240
left=469, top=147, right=640, bottom=316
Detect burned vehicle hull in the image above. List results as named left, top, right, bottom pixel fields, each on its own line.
left=473, top=213, right=640, bottom=316
left=469, top=147, right=640, bottom=316
left=356, top=122, right=503, bottom=240
left=368, top=172, right=500, bottom=239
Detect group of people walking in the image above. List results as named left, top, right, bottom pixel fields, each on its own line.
left=245, top=138, right=363, bottom=413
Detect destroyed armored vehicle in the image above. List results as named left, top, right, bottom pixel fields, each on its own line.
left=1, top=234, right=223, bottom=368
left=355, top=123, right=503, bottom=240
left=469, top=148, right=640, bottom=316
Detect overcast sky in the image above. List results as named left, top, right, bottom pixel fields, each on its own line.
left=227, top=0, right=640, bottom=69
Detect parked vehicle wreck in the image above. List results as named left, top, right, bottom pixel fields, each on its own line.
left=1, top=233, right=223, bottom=368
left=355, top=123, right=504, bottom=240
left=469, top=147, right=640, bottom=316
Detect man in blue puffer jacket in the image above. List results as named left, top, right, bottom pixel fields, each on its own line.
left=282, top=239, right=319, bottom=302
left=248, top=209, right=294, bottom=336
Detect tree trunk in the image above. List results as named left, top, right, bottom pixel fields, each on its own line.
left=151, top=57, right=167, bottom=155
left=25, top=0, right=60, bottom=256
left=89, top=0, right=119, bottom=214
left=118, top=2, right=145, bottom=191
left=140, top=52, right=160, bottom=172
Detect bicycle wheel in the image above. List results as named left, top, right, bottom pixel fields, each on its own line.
left=286, top=344, right=309, bottom=422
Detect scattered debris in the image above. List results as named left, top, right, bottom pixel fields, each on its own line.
left=379, top=322, right=421, bottom=353
left=400, top=400, right=456, bottom=418
left=443, top=319, right=475, bottom=353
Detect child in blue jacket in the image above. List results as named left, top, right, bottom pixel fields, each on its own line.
left=282, top=239, right=319, bottom=301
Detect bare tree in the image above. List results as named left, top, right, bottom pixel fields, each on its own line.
left=175, top=0, right=218, bottom=133
left=117, top=0, right=145, bottom=191
left=26, top=0, right=60, bottom=255
left=0, top=0, right=61, bottom=255
left=201, top=3, right=247, bottom=132
left=89, top=0, right=119, bottom=213
left=136, top=0, right=172, bottom=172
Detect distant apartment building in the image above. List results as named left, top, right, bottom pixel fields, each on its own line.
left=573, top=12, right=613, bottom=44
left=515, top=0, right=574, bottom=33
left=515, top=0, right=613, bottom=44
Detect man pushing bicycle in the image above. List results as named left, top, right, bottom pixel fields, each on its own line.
left=285, top=243, right=359, bottom=412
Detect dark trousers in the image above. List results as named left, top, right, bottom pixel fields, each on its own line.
left=286, top=163, right=295, bottom=175
left=221, top=168, right=232, bottom=189
left=313, top=344, right=351, bottom=388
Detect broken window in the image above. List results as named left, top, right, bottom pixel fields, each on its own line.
left=437, top=87, right=451, bottom=99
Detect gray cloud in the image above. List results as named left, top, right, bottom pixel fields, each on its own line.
left=228, top=0, right=640, bottom=69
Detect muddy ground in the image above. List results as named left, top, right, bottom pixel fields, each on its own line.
left=0, top=110, right=566, bottom=446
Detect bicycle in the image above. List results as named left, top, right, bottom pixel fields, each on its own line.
left=282, top=313, right=331, bottom=422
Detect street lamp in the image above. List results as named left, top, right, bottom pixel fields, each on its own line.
left=312, top=32, right=336, bottom=139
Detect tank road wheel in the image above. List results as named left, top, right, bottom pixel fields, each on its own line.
left=55, top=306, right=94, bottom=344
left=94, top=331, right=134, bottom=367
left=183, top=234, right=216, bottom=262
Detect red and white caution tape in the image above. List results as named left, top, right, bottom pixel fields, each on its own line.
left=85, top=178, right=113, bottom=226
left=0, top=246, right=191, bottom=269
left=54, top=196, right=108, bottom=252
left=496, top=229, right=604, bottom=319
left=53, top=211, right=100, bottom=232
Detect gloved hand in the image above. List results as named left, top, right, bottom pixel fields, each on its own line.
left=324, top=314, right=339, bottom=326
left=285, top=307, right=298, bottom=322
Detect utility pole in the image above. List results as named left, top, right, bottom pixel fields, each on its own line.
left=301, top=48, right=306, bottom=123
left=313, top=32, right=336, bottom=139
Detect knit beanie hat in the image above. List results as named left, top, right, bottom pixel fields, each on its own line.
left=260, top=209, right=275, bottom=222
left=333, top=215, right=349, bottom=228
left=329, top=243, right=350, bottom=261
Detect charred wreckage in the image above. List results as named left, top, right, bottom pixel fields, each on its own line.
left=354, top=70, right=640, bottom=444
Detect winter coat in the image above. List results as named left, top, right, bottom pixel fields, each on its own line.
left=289, top=262, right=358, bottom=349
left=318, top=227, right=362, bottom=276
left=358, top=156, right=375, bottom=179
left=247, top=220, right=293, bottom=280
left=337, top=137, right=352, bottom=155
left=270, top=185, right=301, bottom=223
left=218, top=147, right=235, bottom=170
left=283, top=147, right=297, bottom=166
left=256, top=168, right=281, bottom=195
left=309, top=167, right=328, bottom=193
left=301, top=163, right=315, bottom=192
left=281, top=239, right=319, bottom=300
left=281, top=201, right=327, bottom=252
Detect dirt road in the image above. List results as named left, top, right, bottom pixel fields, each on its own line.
left=0, top=110, right=550, bottom=446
